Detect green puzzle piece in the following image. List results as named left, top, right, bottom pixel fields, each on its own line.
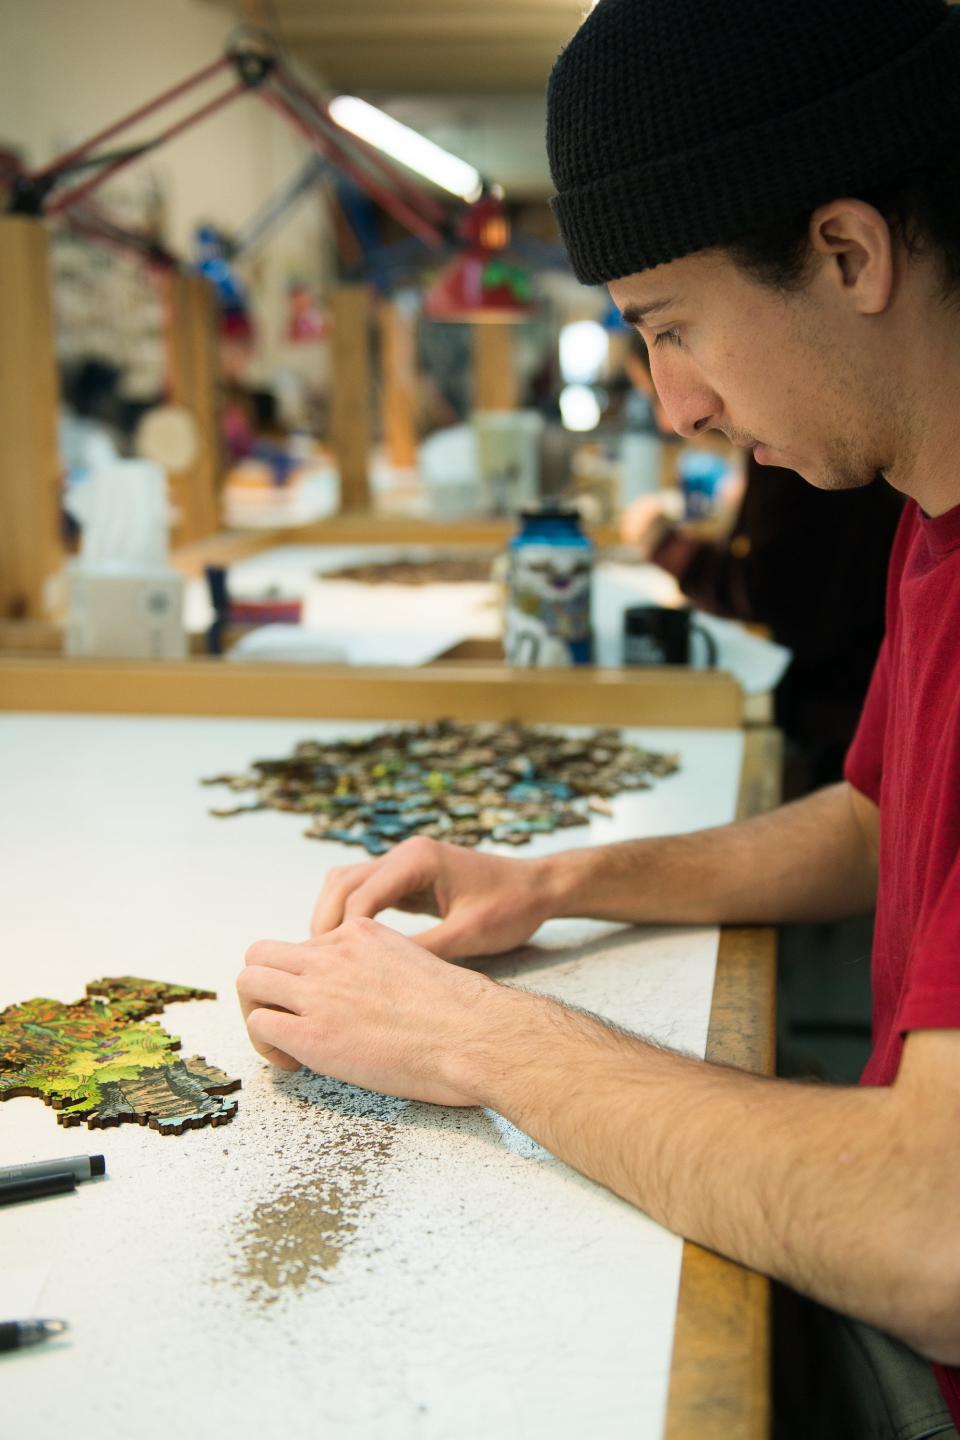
left=0, top=977, right=240, bottom=1135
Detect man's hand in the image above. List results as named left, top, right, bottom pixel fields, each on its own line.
left=237, top=916, right=521, bottom=1103
left=619, top=492, right=679, bottom=558
left=310, top=835, right=555, bottom=959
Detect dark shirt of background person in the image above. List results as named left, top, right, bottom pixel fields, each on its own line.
left=652, top=458, right=904, bottom=791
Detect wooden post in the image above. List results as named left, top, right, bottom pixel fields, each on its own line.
left=378, top=298, right=417, bottom=470
left=167, top=271, right=222, bottom=545
left=0, top=217, right=63, bottom=619
left=473, top=322, right=517, bottom=412
left=331, top=283, right=373, bottom=512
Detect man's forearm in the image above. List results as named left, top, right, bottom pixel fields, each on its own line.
left=539, top=780, right=877, bottom=926
left=455, top=989, right=960, bottom=1363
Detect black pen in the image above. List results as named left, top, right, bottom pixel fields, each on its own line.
left=0, top=1155, right=105, bottom=1186
left=0, top=1173, right=77, bottom=1206
left=0, top=1320, right=68, bottom=1353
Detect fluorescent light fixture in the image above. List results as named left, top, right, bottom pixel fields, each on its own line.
left=559, top=384, right=602, bottom=432
left=559, top=319, right=609, bottom=385
left=329, top=95, right=483, bottom=203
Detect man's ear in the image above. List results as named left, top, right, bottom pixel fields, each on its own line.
left=808, top=199, right=895, bottom=315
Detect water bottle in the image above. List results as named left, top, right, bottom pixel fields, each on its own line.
left=505, top=506, right=594, bottom=667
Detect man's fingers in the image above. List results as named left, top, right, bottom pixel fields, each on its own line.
left=237, top=964, right=303, bottom=1020
left=313, top=839, right=442, bottom=933
left=415, top=914, right=476, bottom=960
left=246, top=1006, right=306, bottom=1071
left=244, top=938, right=307, bottom=973
left=342, top=866, right=438, bottom=922
left=310, top=861, right=377, bottom=935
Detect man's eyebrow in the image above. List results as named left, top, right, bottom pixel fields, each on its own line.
left=620, top=297, right=678, bottom=327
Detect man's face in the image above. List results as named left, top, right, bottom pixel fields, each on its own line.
left=608, top=248, right=889, bottom=490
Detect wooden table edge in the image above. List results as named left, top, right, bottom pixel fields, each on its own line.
left=0, top=656, right=745, bottom=728
left=665, top=726, right=782, bottom=1440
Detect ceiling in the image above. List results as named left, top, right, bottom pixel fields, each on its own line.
left=206, top=0, right=589, bottom=96
left=202, top=0, right=588, bottom=195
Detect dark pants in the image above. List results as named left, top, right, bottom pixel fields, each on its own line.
left=774, top=1285, right=958, bottom=1440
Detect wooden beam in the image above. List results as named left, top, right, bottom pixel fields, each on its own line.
left=301, top=52, right=560, bottom=93
left=166, top=271, right=223, bottom=544
left=331, top=284, right=373, bottom=512
left=280, top=14, right=581, bottom=38
left=274, top=0, right=585, bottom=13
left=0, top=658, right=744, bottom=727
left=379, top=298, right=418, bottom=470
left=0, top=217, right=63, bottom=620
left=275, top=0, right=583, bottom=19
left=473, top=324, right=517, bottom=412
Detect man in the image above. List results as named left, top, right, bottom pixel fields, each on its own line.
left=238, top=0, right=960, bottom=1431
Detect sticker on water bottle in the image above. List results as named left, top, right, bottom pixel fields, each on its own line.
left=506, top=545, right=593, bottom=667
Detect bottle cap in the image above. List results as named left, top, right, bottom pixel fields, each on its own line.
left=518, top=504, right=580, bottom=522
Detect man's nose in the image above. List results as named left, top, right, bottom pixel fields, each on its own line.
left=650, top=357, right=722, bottom=440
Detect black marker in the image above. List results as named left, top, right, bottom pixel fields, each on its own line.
left=0, top=1320, right=68, bottom=1352
left=0, top=1173, right=77, bottom=1206
left=0, top=1155, right=105, bottom=1186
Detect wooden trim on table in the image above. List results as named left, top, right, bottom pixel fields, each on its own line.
left=0, top=658, right=744, bottom=727
left=665, top=726, right=782, bottom=1440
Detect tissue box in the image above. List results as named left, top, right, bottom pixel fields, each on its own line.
left=66, top=567, right=187, bottom=660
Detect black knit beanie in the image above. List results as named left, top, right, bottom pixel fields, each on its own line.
left=547, top=0, right=960, bottom=285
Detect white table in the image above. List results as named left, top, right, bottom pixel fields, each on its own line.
left=0, top=714, right=752, bottom=1439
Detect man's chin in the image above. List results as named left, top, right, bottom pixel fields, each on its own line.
left=789, top=460, right=878, bottom=492
left=753, top=448, right=800, bottom=475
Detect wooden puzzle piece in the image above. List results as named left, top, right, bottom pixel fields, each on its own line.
left=0, top=976, right=240, bottom=1135
left=204, top=719, right=680, bottom=854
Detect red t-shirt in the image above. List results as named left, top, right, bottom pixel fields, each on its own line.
left=844, top=498, right=960, bottom=1421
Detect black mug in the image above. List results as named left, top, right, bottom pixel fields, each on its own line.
left=622, top=605, right=719, bottom=667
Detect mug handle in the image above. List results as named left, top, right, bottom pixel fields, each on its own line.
left=690, top=622, right=718, bottom=668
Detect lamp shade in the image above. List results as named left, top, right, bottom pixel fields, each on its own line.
left=424, top=251, right=535, bottom=322
left=423, top=196, right=536, bottom=323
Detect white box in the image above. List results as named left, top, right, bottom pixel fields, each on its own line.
left=65, top=566, right=187, bottom=660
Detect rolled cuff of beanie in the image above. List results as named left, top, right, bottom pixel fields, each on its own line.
left=551, top=8, right=960, bottom=285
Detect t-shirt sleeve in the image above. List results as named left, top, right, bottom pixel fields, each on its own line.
left=843, top=634, right=891, bottom=806
left=897, top=842, right=960, bottom=1036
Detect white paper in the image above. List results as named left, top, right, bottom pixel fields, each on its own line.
left=226, top=624, right=469, bottom=667
left=0, top=1266, right=51, bottom=1318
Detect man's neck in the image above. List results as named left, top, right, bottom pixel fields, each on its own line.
left=884, top=283, right=960, bottom=518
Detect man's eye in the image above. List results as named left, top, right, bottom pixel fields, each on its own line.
left=652, top=328, right=682, bottom=348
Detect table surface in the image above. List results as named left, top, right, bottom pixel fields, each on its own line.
left=0, top=714, right=774, bottom=1439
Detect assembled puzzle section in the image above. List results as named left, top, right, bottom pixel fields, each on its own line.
left=319, top=554, right=496, bottom=586
left=0, top=976, right=240, bottom=1135
left=203, top=719, right=680, bottom=855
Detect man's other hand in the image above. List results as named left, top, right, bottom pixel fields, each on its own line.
left=309, top=835, right=555, bottom=960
